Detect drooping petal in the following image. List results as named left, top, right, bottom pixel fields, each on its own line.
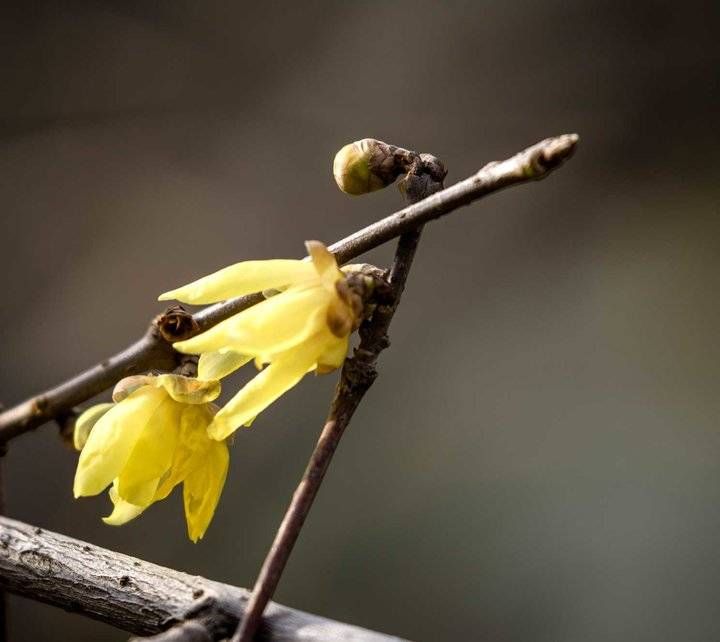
left=306, top=241, right=343, bottom=291
left=153, top=404, right=215, bottom=501
left=207, top=331, right=331, bottom=440
left=103, top=484, right=146, bottom=526
left=154, top=374, right=221, bottom=404
left=73, top=386, right=166, bottom=498
left=175, top=284, right=330, bottom=360
left=73, top=403, right=114, bottom=451
left=158, top=260, right=317, bottom=304
left=227, top=287, right=331, bottom=361
left=112, top=375, right=155, bottom=403
left=116, top=396, right=181, bottom=506
left=198, top=351, right=252, bottom=381
left=183, top=440, right=229, bottom=542
left=316, top=335, right=350, bottom=373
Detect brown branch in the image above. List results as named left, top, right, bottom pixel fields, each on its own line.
left=0, top=448, right=6, bottom=642
left=232, top=151, right=448, bottom=642
left=0, top=516, right=405, bottom=642
left=0, top=308, right=197, bottom=444
left=0, top=134, right=578, bottom=446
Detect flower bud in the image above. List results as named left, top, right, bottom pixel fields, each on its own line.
left=333, top=138, right=411, bottom=195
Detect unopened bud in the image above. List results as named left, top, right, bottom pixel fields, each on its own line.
left=333, top=138, right=415, bottom=196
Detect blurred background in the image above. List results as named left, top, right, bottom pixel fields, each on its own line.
left=1, top=1, right=719, bottom=640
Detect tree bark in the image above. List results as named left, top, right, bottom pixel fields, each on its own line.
left=0, top=516, right=404, bottom=642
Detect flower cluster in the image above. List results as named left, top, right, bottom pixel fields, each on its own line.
left=161, top=241, right=365, bottom=440
left=73, top=241, right=369, bottom=540
left=73, top=374, right=227, bottom=542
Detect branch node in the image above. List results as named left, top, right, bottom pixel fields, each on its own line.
left=31, top=396, right=49, bottom=416
left=56, top=409, right=80, bottom=451
left=155, top=306, right=199, bottom=344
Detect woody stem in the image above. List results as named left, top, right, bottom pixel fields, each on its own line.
left=0, top=134, right=578, bottom=447
left=232, top=159, right=442, bottom=642
left=0, top=449, right=6, bottom=642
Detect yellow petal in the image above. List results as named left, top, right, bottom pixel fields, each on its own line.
left=73, top=403, right=114, bottom=451
left=171, top=316, right=238, bottom=355
left=154, top=404, right=215, bottom=501
left=112, top=376, right=154, bottom=403
left=73, top=386, right=166, bottom=498
left=154, top=374, right=221, bottom=404
left=175, top=284, right=330, bottom=360
left=103, top=484, right=146, bottom=526
left=316, top=335, right=349, bottom=373
left=208, top=331, right=331, bottom=440
left=116, top=396, right=180, bottom=506
left=305, top=241, right=342, bottom=291
left=228, top=287, right=330, bottom=361
left=183, top=440, right=229, bottom=542
left=158, top=260, right=317, bottom=304
left=198, top=351, right=252, bottom=380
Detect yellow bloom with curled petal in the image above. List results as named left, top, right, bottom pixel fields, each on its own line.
left=158, top=241, right=365, bottom=441
left=73, top=373, right=228, bottom=542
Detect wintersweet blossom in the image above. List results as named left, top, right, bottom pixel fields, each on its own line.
left=73, top=373, right=228, bottom=542
left=158, top=241, right=366, bottom=440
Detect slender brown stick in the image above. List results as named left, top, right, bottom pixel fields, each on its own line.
left=0, top=309, right=197, bottom=445
left=0, top=134, right=578, bottom=446
left=232, top=151, right=447, bottom=642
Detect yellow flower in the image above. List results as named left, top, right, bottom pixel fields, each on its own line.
left=73, top=374, right=228, bottom=543
left=158, top=241, right=365, bottom=440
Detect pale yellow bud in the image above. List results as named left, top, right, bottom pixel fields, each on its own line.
left=333, top=139, right=389, bottom=195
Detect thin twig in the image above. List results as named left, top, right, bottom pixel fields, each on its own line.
left=0, top=134, right=578, bottom=446
left=0, top=309, right=197, bottom=445
left=0, top=516, right=404, bottom=642
left=232, top=151, right=447, bottom=642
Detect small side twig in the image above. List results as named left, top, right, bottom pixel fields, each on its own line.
left=232, top=151, right=447, bottom=642
left=0, top=134, right=578, bottom=446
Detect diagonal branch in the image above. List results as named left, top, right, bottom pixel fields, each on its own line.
left=231, top=149, right=446, bottom=642
left=0, top=309, right=198, bottom=445
left=0, top=516, right=405, bottom=642
left=0, top=134, right=578, bottom=446
left=231, top=232, right=427, bottom=642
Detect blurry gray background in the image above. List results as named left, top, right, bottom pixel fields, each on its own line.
left=1, top=1, right=719, bottom=640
